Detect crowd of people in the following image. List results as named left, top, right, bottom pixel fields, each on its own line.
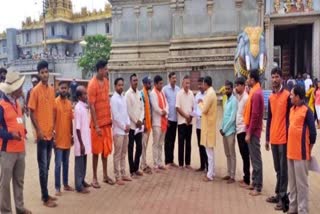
left=0, top=60, right=317, bottom=214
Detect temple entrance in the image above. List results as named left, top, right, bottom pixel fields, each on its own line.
left=274, top=24, right=313, bottom=78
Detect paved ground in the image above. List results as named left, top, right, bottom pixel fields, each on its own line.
left=20, top=107, right=320, bottom=214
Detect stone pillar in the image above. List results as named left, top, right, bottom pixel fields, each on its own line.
left=207, top=0, right=214, bottom=33
left=235, top=0, right=243, bottom=32
left=264, top=17, right=274, bottom=89
left=134, top=6, right=140, bottom=41
left=256, top=0, right=263, bottom=27
left=6, top=28, right=18, bottom=63
left=313, top=18, right=320, bottom=79
left=112, top=7, right=122, bottom=42
left=147, top=5, right=153, bottom=38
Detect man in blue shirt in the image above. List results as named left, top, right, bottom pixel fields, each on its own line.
left=220, top=80, right=238, bottom=184
left=162, top=72, right=180, bottom=167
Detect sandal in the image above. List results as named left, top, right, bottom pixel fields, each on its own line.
left=103, top=176, right=115, bottom=185
left=266, top=196, right=279, bottom=203
left=91, top=181, right=101, bottom=189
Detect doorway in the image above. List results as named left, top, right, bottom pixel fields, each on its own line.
left=274, top=24, right=313, bottom=78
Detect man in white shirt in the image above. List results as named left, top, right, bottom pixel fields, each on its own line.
left=176, top=75, right=195, bottom=169
left=194, top=77, right=208, bottom=172
left=150, top=75, right=169, bottom=171
left=235, top=77, right=251, bottom=188
left=125, top=74, right=145, bottom=177
left=111, top=78, right=132, bottom=185
left=303, top=73, right=313, bottom=92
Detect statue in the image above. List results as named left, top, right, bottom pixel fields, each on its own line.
left=234, top=26, right=267, bottom=83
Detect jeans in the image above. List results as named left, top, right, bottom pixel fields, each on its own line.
left=128, top=130, right=142, bottom=174
left=178, top=124, right=192, bottom=166
left=37, top=139, right=53, bottom=202
left=196, top=129, right=208, bottom=170
left=271, top=144, right=288, bottom=198
left=248, top=135, right=263, bottom=192
left=75, top=155, right=87, bottom=192
left=237, top=132, right=250, bottom=185
left=164, top=121, right=177, bottom=164
left=54, top=148, right=70, bottom=191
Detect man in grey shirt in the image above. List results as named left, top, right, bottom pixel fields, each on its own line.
left=162, top=72, right=180, bottom=167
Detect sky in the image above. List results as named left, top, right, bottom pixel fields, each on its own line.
left=0, top=0, right=109, bottom=32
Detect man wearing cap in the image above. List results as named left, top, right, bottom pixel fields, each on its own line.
left=0, top=71, right=32, bottom=214
left=140, top=76, right=153, bottom=174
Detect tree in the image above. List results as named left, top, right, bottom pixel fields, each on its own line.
left=78, top=35, right=112, bottom=78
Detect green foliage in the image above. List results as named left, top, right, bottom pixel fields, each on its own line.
left=78, top=35, right=111, bottom=77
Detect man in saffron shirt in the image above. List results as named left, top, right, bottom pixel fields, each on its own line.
left=54, top=81, right=74, bottom=196
left=29, top=60, right=57, bottom=207
left=88, top=60, right=114, bottom=188
left=287, top=85, right=316, bottom=214
left=265, top=67, right=291, bottom=210
left=244, top=69, right=264, bottom=196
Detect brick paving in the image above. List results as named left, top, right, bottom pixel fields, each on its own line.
left=21, top=107, right=320, bottom=214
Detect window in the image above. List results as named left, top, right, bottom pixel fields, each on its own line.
left=66, top=26, right=70, bottom=36
left=51, top=26, right=55, bottom=36
left=81, top=25, right=86, bottom=36
left=105, top=23, right=110, bottom=34
left=26, top=33, right=30, bottom=43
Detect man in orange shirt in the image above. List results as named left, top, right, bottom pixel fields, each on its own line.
left=287, top=85, right=316, bottom=214
left=54, top=81, right=74, bottom=196
left=265, top=67, right=291, bottom=210
left=28, top=60, right=57, bottom=207
left=88, top=60, right=114, bottom=188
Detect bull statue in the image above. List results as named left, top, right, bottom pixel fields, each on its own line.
left=234, top=26, right=267, bottom=83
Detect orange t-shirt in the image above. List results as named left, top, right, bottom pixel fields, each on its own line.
left=54, top=96, right=73, bottom=149
left=87, top=77, right=111, bottom=128
left=28, top=82, right=55, bottom=140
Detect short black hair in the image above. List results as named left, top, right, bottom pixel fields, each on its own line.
left=130, top=73, right=137, bottom=81
left=203, top=76, right=212, bottom=87
left=198, top=77, right=204, bottom=82
left=58, top=81, right=68, bottom=87
left=271, top=67, right=282, bottom=77
left=168, top=72, right=176, bottom=79
left=0, top=68, right=7, bottom=74
left=249, top=69, right=260, bottom=82
left=183, top=75, right=190, bottom=80
left=292, top=85, right=305, bottom=100
left=76, top=87, right=83, bottom=99
left=154, top=75, right=163, bottom=84
left=37, top=60, right=48, bottom=72
left=235, top=77, right=246, bottom=85
left=225, top=80, right=233, bottom=88
left=114, top=77, right=124, bottom=86
left=96, top=59, right=108, bottom=71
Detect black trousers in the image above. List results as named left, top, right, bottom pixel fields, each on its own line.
left=271, top=144, right=288, bottom=198
left=237, top=132, right=251, bottom=185
left=128, top=130, right=142, bottom=174
left=165, top=121, right=177, bottom=164
left=178, top=124, right=192, bottom=167
left=196, top=129, right=208, bottom=170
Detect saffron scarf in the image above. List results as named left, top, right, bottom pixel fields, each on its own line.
left=154, top=87, right=167, bottom=132
left=243, top=82, right=261, bottom=126
left=143, top=87, right=152, bottom=133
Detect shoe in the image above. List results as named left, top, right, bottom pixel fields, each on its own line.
left=22, top=208, right=32, bottom=214
left=48, top=195, right=57, bottom=201
left=143, top=167, right=153, bottom=174
left=249, top=190, right=261, bottom=196
left=185, top=165, right=193, bottom=170
left=203, top=176, right=213, bottom=182
left=195, top=168, right=205, bottom=172
left=222, top=175, right=230, bottom=180
left=64, top=185, right=74, bottom=191
left=227, top=178, right=235, bottom=184
left=103, top=176, right=115, bottom=185
left=131, top=173, right=140, bottom=179
left=158, top=165, right=167, bottom=170
left=245, top=185, right=255, bottom=190
left=135, top=171, right=144, bottom=176
left=77, top=188, right=90, bottom=194
left=239, top=182, right=250, bottom=188
left=266, top=195, right=279, bottom=204
left=122, top=176, right=133, bottom=182
left=91, top=181, right=101, bottom=189
left=178, top=166, right=184, bottom=169
left=83, top=181, right=91, bottom=188
left=55, top=191, right=62, bottom=197
left=43, top=200, right=57, bottom=208
left=274, top=203, right=283, bottom=211
left=170, top=163, right=179, bottom=167
left=115, top=179, right=125, bottom=186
